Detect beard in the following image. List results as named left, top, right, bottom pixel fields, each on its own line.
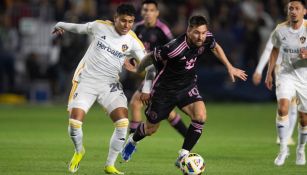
left=291, top=19, right=299, bottom=23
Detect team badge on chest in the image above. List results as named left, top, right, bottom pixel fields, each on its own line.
left=122, top=44, right=129, bottom=52
left=300, top=36, right=306, bottom=44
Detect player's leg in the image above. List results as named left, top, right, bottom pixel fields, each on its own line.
left=176, top=100, right=206, bottom=167
left=129, top=90, right=143, bottom=134
left=100, top=88, right=128, bottom=174
left=297, top=112, right=307, bottom=165
left=274, top=76, right=295, bottom=166
left=122, top=93, right=174, bottom=162
left=167, top=110, right=187, bottom=137
left=287, top=97, right=298, bottom=145
left=296, top=88, right=307, bottom=165
left=67, top=81, right=96, bottom=173
left=274, top=98, right=290, bottom=166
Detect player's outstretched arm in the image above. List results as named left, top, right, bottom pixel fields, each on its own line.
left=52, top=22, right=89, bottom=35
left=211, top=43, right=247, bottom=82
left=265, top=47, right=279, bottom=90
left=253, top=35, right=274, bottom=86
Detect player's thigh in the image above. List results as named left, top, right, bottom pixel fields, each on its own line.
left=296, top=81, right=307, bottom=113
left=177, top=85, right=206, bottom=122
left=97, top=82, right=128, bottom=115
left=130, top=90, right=142, bottom=107
left=145, top=94, right=176, bottom=124
left=68, top=81, right=97, bottom=114
left=181, top=101, right=206, bottom=122
left=275, top=75, right=296, bottom=101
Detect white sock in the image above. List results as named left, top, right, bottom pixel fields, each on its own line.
left=298, top=125, right=307, bottom=151
left=178, top=149, right=189, bottom=158
left=288, top=103, right=297, bottom=139
left=68, top=119, right=83, bottom=153
left=105, top=118, right=128, bottom=166
left=276, top=114, right=289, bottom=150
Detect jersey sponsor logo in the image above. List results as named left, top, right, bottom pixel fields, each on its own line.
left=96, top=41, right=124, bottom=58
left=122, top=44, right=128, bottom=52
left=101, top=35, right=106, bottom=39
left=185, top=57, right=197, bottom=70
left=300, top=36, right=306, bottom=44
left=283, top=48, right=300, bottom=54
left=180, top=56, right=187, bottom=60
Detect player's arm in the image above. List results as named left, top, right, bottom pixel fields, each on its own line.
left=265, top=47, right=279, bottom=90
left=253, top=35, right=274, bottom=85
left=52, top=22, right=90, bottom=35
left=211, top=43, right=247, bottom=82
left=140, top=65, right=156, bottom=105
left=136, top=52, right=154, bottom=74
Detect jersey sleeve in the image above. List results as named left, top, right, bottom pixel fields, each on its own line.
left=206, top=32, right=216, bottom=49
left=129, top=31, right=146, bottom=61
left=271, top=28, right=281, bottom=48
left=255, top=33, right=274, bottom=74
left=153, top=44, right=171, bottom=61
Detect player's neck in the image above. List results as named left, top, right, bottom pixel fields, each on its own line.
left=290, top=19, right=304, bottom=30
left=144, top=19, right=157, bottom=27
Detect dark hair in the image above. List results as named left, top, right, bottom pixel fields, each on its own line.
left=188, top=15, right=208, bottom=28
left=142, top=0, right=158, bottom=8
left=116, top=4, right=136, bottom=16
left=289, top=0, right=306, bottom=6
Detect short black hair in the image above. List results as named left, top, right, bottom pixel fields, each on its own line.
left=142, top=0, right=158, bottom=8
left=188, top=15, right=208, bottom=28
left=116, top=4, right=136, bottom=16
left=289, top=0, right=306, bottom=6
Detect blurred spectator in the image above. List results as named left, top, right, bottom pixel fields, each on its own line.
left=0, top=14, right=18, bottom=93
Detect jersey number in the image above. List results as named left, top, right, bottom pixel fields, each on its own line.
left=110, top=83, right=122, bottom=92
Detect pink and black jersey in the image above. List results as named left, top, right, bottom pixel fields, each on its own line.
left=152, top=33, right=216, bottom=92
left=134, top=19, right=173, bottom=51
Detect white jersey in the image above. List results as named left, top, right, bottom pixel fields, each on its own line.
left=272, top=20, right=307, bottom=84
left=73, top=20, right=146, bottom=83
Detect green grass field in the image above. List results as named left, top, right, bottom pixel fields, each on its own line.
left=0, top=103, right=306, bottom=175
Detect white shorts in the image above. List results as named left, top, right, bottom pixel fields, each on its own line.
left=68, top=80, right=127, bottom=114
left=276, top=73, right=307, bottom=112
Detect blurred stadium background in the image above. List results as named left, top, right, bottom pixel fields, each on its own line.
left=0, top=0, right=293, bottom=103
left=1, top=0, right=307, bottom=175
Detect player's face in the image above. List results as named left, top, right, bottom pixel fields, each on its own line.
left=114, top=14, right=135, bottom=35
left=187, top=25, right=208, bottom=47
left=141, top=3, right=159, bottom=24
left=288, top=2, right=306, bottom=23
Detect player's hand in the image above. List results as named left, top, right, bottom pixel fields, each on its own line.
left=265, top=73, right=273, bottom=90
left=140, top=93, right=150, bottom=105
left=124, top=58, right=138, bottom=72
left=52, top=27, right=65, bottom=35
left=228, top=66, right=247, bottom=82
left=299, top=48, right=307, bottom=59
left=252, top=72, right=262, bottom=86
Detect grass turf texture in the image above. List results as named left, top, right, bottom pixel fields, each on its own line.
left=0, top=103, right=306, bottom=175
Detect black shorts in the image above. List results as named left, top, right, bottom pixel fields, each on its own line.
left=145, top=84, right=203, bottom=124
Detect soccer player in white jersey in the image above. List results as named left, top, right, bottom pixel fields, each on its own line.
left=253, top=32, right=297, bottom=146
left=265, top=0, right=307, bottom=166
left=52, top=4, right=146, bottom=174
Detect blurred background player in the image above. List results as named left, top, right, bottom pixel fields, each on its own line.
left=129, top=0, right=187, bottom=137
left=52, top=4, right=146, bottom=174
left=253, top=31, right=297, bottom=146
left=265, top=0, right=307, bottom=166
left=122, top=15, right=247, bottom=168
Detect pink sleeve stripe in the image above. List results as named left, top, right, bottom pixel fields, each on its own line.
left=156, top=19, right=173, bottom=39
left=167, top=41, right=188, bottom=58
